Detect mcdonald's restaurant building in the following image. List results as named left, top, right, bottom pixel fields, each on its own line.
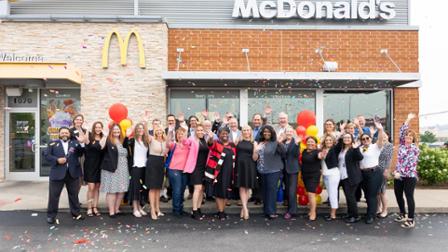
left=0, top=0, right=419, bottom=181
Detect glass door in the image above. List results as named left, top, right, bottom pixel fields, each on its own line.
left=6, top=111, right=39, bottom=180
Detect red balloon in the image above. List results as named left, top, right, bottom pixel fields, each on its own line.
left=295, top=126, right=306, bottom=137
left=315, top=185, right=323, bottom=194
left=296, top=110, right=316, bottom=129
left=297, top=186, right=306, bottom=196
left=298, top=195, right=309, bottom=206
left=109, top=103, right=128, bottom=123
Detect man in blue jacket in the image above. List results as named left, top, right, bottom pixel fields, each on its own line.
left=45, top=126, right=86, bottom=224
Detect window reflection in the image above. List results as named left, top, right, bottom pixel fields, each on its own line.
left=169, top=90, right=240, bottom=121
left=323, top=90, right=392, bottom=136
left=248, top=89, right=315, bottom=128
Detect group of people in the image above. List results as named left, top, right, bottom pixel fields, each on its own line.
left=46, top=111, right=420, bottom=229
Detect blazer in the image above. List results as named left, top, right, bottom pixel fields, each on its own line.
left=324, top=147, right=339, bottom=170
left=283, top=139, right=300, bottom=174
left=123, top=137, right=149, bottom=170
left=100, top=139, right=119, bottom=173
left=334, top=138, right=364, bottom=186
left=45, top=139, right=84, bottom=181
left=229, top=129, right=242, bottom=143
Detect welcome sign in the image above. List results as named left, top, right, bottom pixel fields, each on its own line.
left=232, top=0, right=396, bottom=20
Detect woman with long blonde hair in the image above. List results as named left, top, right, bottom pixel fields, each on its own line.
left=235, top=125, right=258, bottom=220
left=146, top=126, right=169, bottom=220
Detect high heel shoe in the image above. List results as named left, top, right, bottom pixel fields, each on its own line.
left=151, top=212, right=158, bottom=220
left=157, top=211, right=165, bottom=217
left=243, top=208, right=250, bottom=220
left=133, top=210, right=142, bottom=218
left=139, top=209, right=148, bottom=216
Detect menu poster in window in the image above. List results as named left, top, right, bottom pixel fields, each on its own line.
left=41, top=89, right=81, bottom=140
left=15, top=120, right=30, bottom=134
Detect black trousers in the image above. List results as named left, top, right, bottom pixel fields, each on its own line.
left=341, top=179, right=359, bottom=218
left=47, top=172, right=81, bottom=218
left=252, top=171, right=264, bottom=202
left=361, top=168, right=383, bottom=218
left=394, top=177, right=417, bottom=219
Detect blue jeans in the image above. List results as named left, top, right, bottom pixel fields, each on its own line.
left=262, top=171, right=281, bottom=216
left=168, top=169, right=188, bottom=214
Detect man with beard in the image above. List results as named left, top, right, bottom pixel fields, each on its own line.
left=45, top=126, right=87, bottom=224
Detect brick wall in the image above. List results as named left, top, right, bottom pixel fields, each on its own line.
left=0, top=87, right=4, bottom=180
left=393, top=87, right=420, bottom=144
left=169, top=29, right=418, bottom=72
left=0, top=22, right=168, bottom=180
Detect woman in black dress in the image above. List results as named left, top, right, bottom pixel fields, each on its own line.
left=84, top=121, right=104, bottom=217
left=145, top=127, right=169, bottom=220
left=301, top=136, right=323, bottom=221
left=190, top=124, right=209, bottom=220
left=235, top=125, right=257, bottom=220
left=205, top=127, right=236, bottom=220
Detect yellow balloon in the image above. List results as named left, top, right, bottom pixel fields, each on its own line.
left=316, top=194, right=322, bottom=204
left=298, top=172, right=305, bottom=187
left=306, top=125, right=318, bottom=137
left=119, top=118, right=132, bottom=131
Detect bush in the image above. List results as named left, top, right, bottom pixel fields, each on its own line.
left=418, top=145, right=448, bottom=185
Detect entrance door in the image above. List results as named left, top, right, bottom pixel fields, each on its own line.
left=5, top=111, right=40, bottom=180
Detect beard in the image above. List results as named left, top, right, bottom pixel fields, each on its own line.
left=60, top=136, right=69, bottom=142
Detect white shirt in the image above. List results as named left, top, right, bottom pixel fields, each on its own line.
left=338, top=150, right=348, bottom=180
left=61, top=140, right=69, bottom=155
left=360, top=143, right=382, bottom=169
left=133, top=141, right=148, bottom=167
left=231, top=131, right=238, bottom=142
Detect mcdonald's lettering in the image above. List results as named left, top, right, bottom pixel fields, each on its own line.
left=101, top=29, right=146, bottom=69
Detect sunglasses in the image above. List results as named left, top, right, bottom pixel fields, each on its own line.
left=361, top=137, right=370, bottom=141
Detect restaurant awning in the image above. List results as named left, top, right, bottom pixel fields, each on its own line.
left=0, top=62, right=82, bottom=87
left=162, top=71, right=421, bottom=88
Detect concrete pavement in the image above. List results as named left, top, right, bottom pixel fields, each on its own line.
left=1, top=181, right=448, bottom=214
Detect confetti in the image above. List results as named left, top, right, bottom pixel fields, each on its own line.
left=73, top=238, right=89, bottom=244
left=14, top=197, right=22, bottom=203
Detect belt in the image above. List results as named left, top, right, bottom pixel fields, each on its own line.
left=361, top=166, right=379, bottom=172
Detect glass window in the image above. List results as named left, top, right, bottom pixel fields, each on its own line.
left=248, top=89, right=315, bottom=128
left=323, top=90, right=392, bottom=136
left=169, top=89, right=240, bottom=121
left=40, top=89, right=81, bottom=176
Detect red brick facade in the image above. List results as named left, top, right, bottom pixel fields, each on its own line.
left=168, top=29, right=418, bottom=73
left=168, top=28, right=419, bottom=152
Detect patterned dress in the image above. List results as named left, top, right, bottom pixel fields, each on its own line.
left=378, top=142, right=394, bottom=193
left=100, top=143, right=130, bottom=193
left=395, top=124, right=420, bottom=178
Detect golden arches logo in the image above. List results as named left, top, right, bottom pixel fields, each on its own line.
left=101, top=29, right=146, bottom=69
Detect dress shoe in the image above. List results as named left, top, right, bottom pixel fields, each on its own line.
left=72, top=214, right=85, bottom=221
left=345, top=216, right=361, bottom=223
left=365, top=217, right=374, bottom=224
left=325, top=215, right=337, bottom=222
left=47, top=217, right=56, bottom=224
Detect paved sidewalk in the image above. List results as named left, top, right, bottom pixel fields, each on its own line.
left=1, top=181, right=447, bottom=214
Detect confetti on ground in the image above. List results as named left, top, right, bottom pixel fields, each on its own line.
left=14, top=197, right=21, bottom=203
left=31, top=213, right=38, bottom=217
left=73, top=238, right=89, bottom=244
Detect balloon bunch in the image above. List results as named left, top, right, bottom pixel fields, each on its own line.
left=295, top=110, right=323, bottom=205
left=108, top=103, right=132, bottom=137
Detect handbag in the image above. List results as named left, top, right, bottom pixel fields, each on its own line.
left=164, top=143, right=176, bottom=169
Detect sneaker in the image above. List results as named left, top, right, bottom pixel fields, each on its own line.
left=394, top=214, right=407, bottom=223
left=284, top=212, right=292, bottom=220
left=401, top=219, right=415, bottom=229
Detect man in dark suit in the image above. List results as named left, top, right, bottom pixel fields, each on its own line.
left=45, top=126, right=86, bottom=224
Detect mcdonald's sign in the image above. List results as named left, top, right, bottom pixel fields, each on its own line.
left=101, top=29, right=146, bottom=69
